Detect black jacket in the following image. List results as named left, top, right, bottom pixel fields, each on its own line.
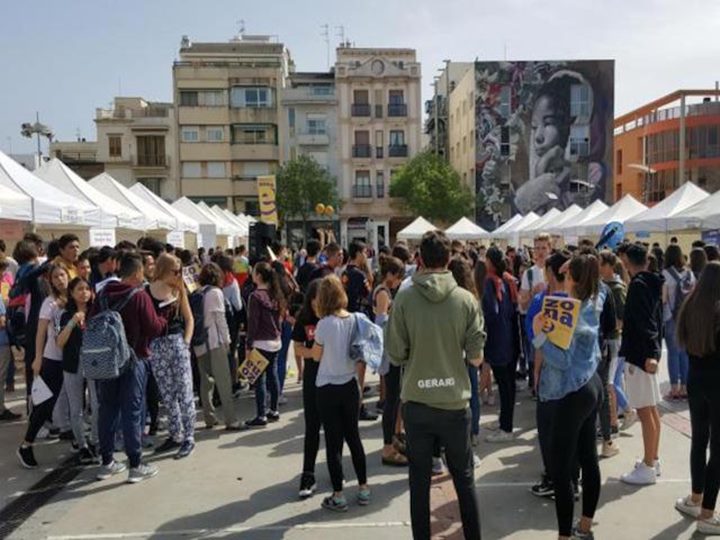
left=620, top=271, right=664, bottom=371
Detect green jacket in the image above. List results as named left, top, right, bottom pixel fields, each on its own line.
left=387, top=270, right=486, bottom=410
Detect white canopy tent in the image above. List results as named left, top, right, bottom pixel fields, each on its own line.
left=0, top=184, right=32, bottom=222
left=0, top=150, right=100, bottom=228
left=200, top=203, right=249, bottom=238
left=172, top=197, right=235, bottom=249
left=576, top=195, right=648, bottom=237
left=541, top=204, right=583, bottom=235
left=519, top=208, right=562, bottom=241
left=396, top=217, right=439, bottom=241
left=488, top=214, right=523, bottom=238
left=666, top=189, right=720, bottom=231
left=445, top=217, right=488, bottom=241
left=555, top=200, right=609, bottom=237
left=129, top=184, right=199, bottom=234
left=36, top=159, right=145, bottom=233
left=219, top=207, right=250, bottom=236
left=501, top=212, right=540, bottom=246
left=625, top=182, right=709, bottom=233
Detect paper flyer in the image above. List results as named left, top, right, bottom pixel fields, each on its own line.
left=541, top=296, right=582, bottom=350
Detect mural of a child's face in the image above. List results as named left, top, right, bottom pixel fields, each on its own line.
left=531, top=95, right=562, bottom=157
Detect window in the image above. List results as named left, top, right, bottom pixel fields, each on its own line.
left=353, top=170, right=372, bottom=198
left=243, top=162, right=271, bottom=177
left=307, top=117, right=326, bottom=135
left=312, top=86, right=333, bottom=96
left=389, top=89, right=404, bottom=105
left=571, top=84, right=591, bottom=118
left=182, top=162, right=201, bottom=178
left=355, top=131, right=370, bottom=145
left=353, top=131, right=371, bottom=158
left=231, top=124, right=277, bottom=145
left=462, top=136, right=467, bottom=153
left=207, top=162, right=226, bottom=178
left=230, top=87, right=273, bottom=108
left=181, top=126, right=199, bottom=142
left=353, top=89, right=369, bottom=104
left=569, top=125, right=590, bottom=157
left=307, top=151, right=328, bottom=166
left=136, top=135, right=165, bottom=166
left=376, top=171, right=385, bottom=198
left=616, top=182, right=622, bottom=201
left=375, top=130, right=384, bottom=158
left=499, top=86, right=512, bottom=117
left=179, top=91, right=198, bottom=107
left=206, top=127, right=224, bottom=142
left=180, top=90, right=226, bottom=107
left=616, top=149, right=623, bottom=175
left=288, top=108, right=295, bottom=129
left=139, top=178, right=162, bottom=196
left=108, top=135, right=121, bottom=157
left=389, top=130, right=405, bottom=146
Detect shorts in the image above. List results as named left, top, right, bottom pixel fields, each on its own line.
left=625, top=362, right=661, bottom=409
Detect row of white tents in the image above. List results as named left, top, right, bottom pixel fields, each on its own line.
left=397, top=181, right=718, bottom=248
left=0, top=151, right=252, bottom=249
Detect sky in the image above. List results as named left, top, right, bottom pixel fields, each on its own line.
left=3, top=0, right=719, bottom=154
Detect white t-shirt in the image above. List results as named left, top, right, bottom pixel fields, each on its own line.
left=193, top=288, right=231, bottom=357
left=520, top=265, right=546, bottom=314
left=39, top=297, right=63, bottom=361
left=314, top=314, right=357, bottom=387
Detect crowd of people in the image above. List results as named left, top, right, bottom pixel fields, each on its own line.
left=1, top=229, right=720, bottom=539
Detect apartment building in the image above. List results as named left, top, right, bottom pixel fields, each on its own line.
left=48, top=140, right=102, bottom=179
left=335, top=45, right=422, bottom=250
left=447, top=65, right=477, bottom=194
left=93, top=97, right=177, bottom=198
left=427, top=62, right=473, bottom=160
left=173, top=35, right=291, bottom=214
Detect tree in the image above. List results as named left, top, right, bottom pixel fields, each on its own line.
left=389, top=150, right=474, bottom=224
left=275, top=154, right=340, bottom=241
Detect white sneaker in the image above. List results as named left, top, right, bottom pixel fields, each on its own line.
left=96, top=460, right=127, bottom=481
left=620, top=410, right=638, bottom=431
left=621, top=462, right=657, bottom=485
left=485, top=420, right=500, bottom=431
left=485, top=430, right=515, bottom=443
left=127, top=463, right=159, bottom=484
left=675, top=496, right=702, bottom=519
left=601, top=441, right=620, bottom=459
left=698, top=515, right=720, bottom=535
left=634, top=458, right=661, bottom=477
left=473, top=454, right=482, bottom=469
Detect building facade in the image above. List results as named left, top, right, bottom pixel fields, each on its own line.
left=48, top=141, right=102, bottom=179
left=94, top=97, right=177, bottom=198
left=335, top=45, right=422, bottom=251
left=173, top=35, right=291, bottom=214
left=446, top=60, right=614, bottom=230
left=614, top=89, right=720, bottom=204
left=426, top=62, right=473, bottom=160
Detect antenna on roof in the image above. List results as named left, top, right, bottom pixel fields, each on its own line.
left=321, top=24, right=330, bottom=68
left=335, top=25, right=346, bottom=47
left=233, top=19, right=245, bottom=41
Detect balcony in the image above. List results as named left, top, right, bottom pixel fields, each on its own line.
left=352, top=184, right=373, bottom=199
left=134, top=154, right=169, bottom=168
left=297, top=132, right=330, bottom=146
left=282, top=87, right=336, bottom=104
left=352, top=144, right=372, bottom=158
left=388, top=103, right=408, bottom=117
left=388, top=144, right=408, bottom=158
left=230, top=144, right=279, bottom=161
left=351, top=104, right=371, bottom=117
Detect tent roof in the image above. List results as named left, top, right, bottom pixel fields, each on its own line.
left=520, top=208, right=562, bottom=236
left=396, top=217, right=438, bottom=240
left=89, top=173, right=174, bottom=231
left=667, top=189, right=720, bottom=230
left=129, top=184, right=199, bottom=233
left=219, top=207, right=250, bottom=234
left=577, top=195, right=648, bottom=236
left=543, top=204, right=584, bottom=233
left=200, top=203, right=248, bottom=236
left=0, top=183, right=32, bottom=222
left=625, top=182, right=709, bottom=233
left=555, top=200, right=609, bottom=235
left=489, top=214, right=523, bottom=236
left=0, top=151, right=100, bottom=227
left=36, top=159, right=144, bottom=230
left=500, top=212, right=540, bottom=237
left=172, top=198, right=235, bottom=236
left=445, top=217, right=488, bottom=240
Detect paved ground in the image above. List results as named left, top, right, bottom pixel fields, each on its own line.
left=0, top=352, right=703, bottom=540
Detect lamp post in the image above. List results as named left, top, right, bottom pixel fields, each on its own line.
left=21, top=112, right=53, bottom=168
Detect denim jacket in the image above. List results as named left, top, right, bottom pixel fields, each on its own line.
left=534, top=286, right=607, bottom=402
left=349, top=312, right=384, bottom=372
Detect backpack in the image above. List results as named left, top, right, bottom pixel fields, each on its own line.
left=5, top=292, right=28, bottom=348
left=80, top=287, right=142, bottom=380
left=189, top=286, right=210, bottom=347
left=668, top=268, right=693, bottom=319
left=348, top=312, right=384, bottom=372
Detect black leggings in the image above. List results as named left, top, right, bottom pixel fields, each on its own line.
left=688, top=365, right=720, bottom=511
left=550, top=374, right=602, bottom=537
left=383, top=364, right=402, bottom=445
left=596, top=351, right=612, bottom=442
left=146, top=370, right=160, bottom=434
left=302, top=359, right=321, bottom=475
left=24, top=359, right=64, bottom=443
left=492, top=363, right=516, bottom=433
left=317, top=379, right=367, bottom=492
left=536, top=399, right=557, bottom=477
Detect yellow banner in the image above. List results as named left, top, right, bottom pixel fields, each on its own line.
left=541, top=296, right=582, bottom=350
left=257, top=175, right=278, bottom=226
left=239, top=348, right=270, bottom=386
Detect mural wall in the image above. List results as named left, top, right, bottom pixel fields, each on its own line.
left=474, top=60, right=614, bottom=230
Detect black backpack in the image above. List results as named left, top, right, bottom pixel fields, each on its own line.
left=189, top=286, right=210, bottom=347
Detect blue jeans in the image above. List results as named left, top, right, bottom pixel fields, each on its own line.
left=255, top=349, right=279, bottom=418
left=665, top=319, right=689, bottom=386
left=468, top=365, right=480, bottom=436
left=611, top=354, right=629, bottom=413
left=97, top=359, right=148, bottom=468
left=277, top=321, right=292, bottom=395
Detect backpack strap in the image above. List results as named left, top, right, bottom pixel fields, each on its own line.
left=111, top=287, right=143, bottom=313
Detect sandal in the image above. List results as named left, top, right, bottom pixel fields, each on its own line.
left=382, top=451, right=408, bottom=467
left=392, top=434, right=407, bottom=455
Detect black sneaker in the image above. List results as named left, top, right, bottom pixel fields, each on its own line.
left=174, top=440, right=195, bottom=460
left=530, top=476, right=554, bottom=498
left=298, top=473, right=317, bottom=499
left=375, top=400, right=385, bottom=412
left=245, top=417, right=268, bottom=429
left=267, top=411, right=280, bottom=423
left=0, top=409, right=21, bottom=421
left=359, top=406, right=378, bottom=422
left=78, top=447, right=96, bottom=465
left=59, top=430, right=75, bottom=441
left=154, top=438, right=181, bottom=455
left=17, top=446, right=38, bottom=469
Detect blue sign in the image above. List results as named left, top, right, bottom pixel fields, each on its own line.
left=702, top=229, right=720, bottom=247
left=596, top=221, right=625, bottom=250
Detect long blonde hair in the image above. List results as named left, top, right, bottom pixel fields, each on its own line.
left=154, top=253, right=186, bottom=301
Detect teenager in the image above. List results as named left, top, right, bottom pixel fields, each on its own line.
left=311, top=275, right=370, bottom=512
left=675, top=262, right=720, bottom=534
left=296, top=239, right=321, bottom=293
left=474, top=262, right=494, bottom=407
left=532, top=252, right=606, bottom=540
left=148, top=254, right=197, bottom=459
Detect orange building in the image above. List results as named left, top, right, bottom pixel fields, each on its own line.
left=614, top=89, right=720, bottom=204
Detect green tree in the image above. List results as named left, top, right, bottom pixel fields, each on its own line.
left=276, top=154, right=339, bottom=240
left=389, top=150, right=474, bottom=224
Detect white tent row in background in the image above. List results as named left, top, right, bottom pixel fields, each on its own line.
left=625, top=182, right=709, bottom=233
left=0, top=183, right=32, bottom=222
left=576, top=195, right=648, bottom=237
left=445, top=217, right=488, bottom=240
left=539, top=204, right=583, bottom=235
left=172, top=197, right=235, bottom=249
left=553, top=200, right=609, bottom=237
left=489, top=214, right=523, bottom=238
left=667, top=189, right=720, bottom=231
left=397, top=217, right=438, bottom=241
left=130, top=183, right=199, bottom=234
left=500, top=212, right=540, bottom=246
left=519, top=208, right=562, bottom=242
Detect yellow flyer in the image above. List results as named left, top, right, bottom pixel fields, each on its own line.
left=541, top=296, right=581, bottom=350
left=239, top=349, right=270, bottom=386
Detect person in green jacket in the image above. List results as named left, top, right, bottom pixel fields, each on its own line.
left=386, top=230, right=486, bottom=540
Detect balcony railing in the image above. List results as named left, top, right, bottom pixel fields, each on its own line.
left=388, top=103, right=408, bottom=117
left=352, top=144, right=372, bottom=158
left=135, top=154, right=168, bottom=167
left=352, top=184, right=372, bottom=198
left=351, top=103, right=371, bottom=117
left=376, top=183, right=385, bottom=198
left=388, top=144, right=408, bottom=157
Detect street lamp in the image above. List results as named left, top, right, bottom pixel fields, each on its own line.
left=21, top=112, right=53, bottom=167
